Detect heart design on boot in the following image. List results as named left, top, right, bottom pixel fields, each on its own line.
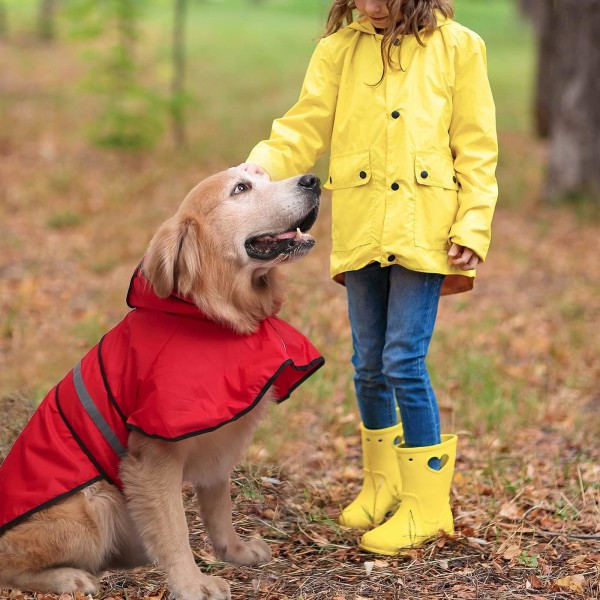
left=428, top=453, right=449, bottom=470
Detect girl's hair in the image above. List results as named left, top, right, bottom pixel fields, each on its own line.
left=324, top=0, right=455, bottom=81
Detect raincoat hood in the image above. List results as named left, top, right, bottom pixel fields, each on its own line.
left=126, top=264, right=208, bottom=317
left=0, top=265, right=324, bottom=533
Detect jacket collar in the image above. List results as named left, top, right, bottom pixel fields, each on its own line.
left=126, top=263, right=209, bottom=319
left=346, top=11, right=451, bottom=36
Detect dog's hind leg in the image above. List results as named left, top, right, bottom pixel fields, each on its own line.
left=195, top=478, right=271, bottom=566
left=0, top=564, right=98, bottom=595
left=0, top=487, right=110, bottom=593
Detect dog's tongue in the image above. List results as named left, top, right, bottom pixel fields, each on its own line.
left=275, top=231, right=298, bottom=240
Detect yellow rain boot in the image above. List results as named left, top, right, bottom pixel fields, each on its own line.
left=359, top=434, right=457, bottom=554
left=339, top=422, right=403, bottom=530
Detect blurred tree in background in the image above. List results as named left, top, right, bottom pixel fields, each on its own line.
left=521, top=0, right=600, bottom=204
left=38, top=0, right=58, bottom=42
left=171, top=0, right=189, bottom=149
left=90, top=0, right=162, bottom=149
left=519, top=0, right=552, bottom=137
left=0, top=0, right=7, bottom=38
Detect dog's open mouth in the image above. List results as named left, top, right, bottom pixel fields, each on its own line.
left=245, top=206, right=318, bottom=261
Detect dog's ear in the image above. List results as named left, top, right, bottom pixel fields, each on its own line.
left=144, top=216, right=202, bottom=298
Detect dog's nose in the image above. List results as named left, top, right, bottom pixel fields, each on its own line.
left=298, top=174, right=321, bottom=191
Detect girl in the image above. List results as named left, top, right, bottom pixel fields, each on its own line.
left=240, top=0, right=498, bottom=555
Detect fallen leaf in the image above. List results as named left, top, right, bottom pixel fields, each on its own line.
left=373, top=559, right=389, bottom=568
left=554, top=574, right=585, bottom=593
left=502, top=544, right=522, bottom=560
left=526, top=575, right=543, bottom=589
left=499, top=502, right=524, bottom=520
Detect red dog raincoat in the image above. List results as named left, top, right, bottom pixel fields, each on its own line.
left=0, top=266, right=324, bottom=533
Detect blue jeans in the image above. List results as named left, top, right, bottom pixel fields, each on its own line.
left=345, top=263, right=444, bottom=448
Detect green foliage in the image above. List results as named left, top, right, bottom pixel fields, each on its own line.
left=0, top=0, right=8, bottom=37
left=554, top=498, right=579, bottom=522
left=232, top=465, right=266, bottom=502
left=71, top=314, right=106, bottom=347
left=46, top=210, right=84, bottom=229
left=515, top=550, right=539, bottom=568
left=1, top=306, right=20, bottom=341
left=428, top=347, right=540, bottom=437
left=90, top=89, right=164, bottom=150
left=66, top=0, right=164, bottom=149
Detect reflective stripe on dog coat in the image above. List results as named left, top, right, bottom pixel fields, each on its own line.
left=0, top=266, right=324, bottom=532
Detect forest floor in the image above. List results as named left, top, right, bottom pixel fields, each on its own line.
left=1, top=14, right=599, bottom=599
left=1, top=131, right=599, bottom=599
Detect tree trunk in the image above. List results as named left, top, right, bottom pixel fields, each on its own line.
left=171, top=0, right=188, bottom=149
left=544, top=0, right=600, bottom=203
left=38, top=0, right=58, bottom=42
left=0, top=0, right=8, bottom=38
left=519, top=0, right=555, bottom=138
left=518, top=0, right=544, bottom=33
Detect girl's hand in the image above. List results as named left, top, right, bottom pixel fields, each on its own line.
left=237, top=162, right=271, bottom=180
left=448, top=243, right=480, bottom=271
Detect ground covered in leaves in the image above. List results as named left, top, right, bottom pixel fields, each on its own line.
left=1, top=15, right=599, bottom=599
left=1, top=276, right=599, bottom=600
left=0, top=422, right=598, bottom=600
left=1, top=136, right=599, bottom=600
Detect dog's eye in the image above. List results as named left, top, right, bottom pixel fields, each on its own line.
left=232, top=182, right=250, bottom=195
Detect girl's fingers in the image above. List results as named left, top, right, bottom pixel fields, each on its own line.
left=448, top=244, right=480, bottom=270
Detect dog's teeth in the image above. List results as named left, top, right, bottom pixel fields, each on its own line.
left=295, top=228, right=303, bottom=240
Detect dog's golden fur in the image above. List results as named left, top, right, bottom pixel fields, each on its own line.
left=0, top=168, right=320, bottom=600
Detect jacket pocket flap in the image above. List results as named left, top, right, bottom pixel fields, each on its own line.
left=325, top=149, right=371, bottom=190
left=415, top=152, right=459, bottom=190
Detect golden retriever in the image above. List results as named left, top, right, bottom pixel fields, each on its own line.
left=0, top=168, right=321, bottom=600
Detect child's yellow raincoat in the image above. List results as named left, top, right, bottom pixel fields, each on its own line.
left=248, top=15, right=498, bottom=294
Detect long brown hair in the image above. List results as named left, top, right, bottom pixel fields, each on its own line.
left=324, top=0, right=455, bottom=82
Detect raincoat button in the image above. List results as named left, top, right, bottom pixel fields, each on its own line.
left=393, top=39, right=400, bottom=46
left=391, top=182, right=399, bottom=191
left=420, top=171, right=429, bottom=179
left=329, top=176, right=333, bottom=184
left=388, top=254, right=396, bottom=262
left=359, top=170, right=367, bottom=179
left=391, top=110, right=400, bottom=119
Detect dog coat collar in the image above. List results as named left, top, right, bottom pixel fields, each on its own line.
left=0, top=266, right=324, bottom=533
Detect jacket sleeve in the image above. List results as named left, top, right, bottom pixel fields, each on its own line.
left=448, top=33, right=498, bottom=262
left=247, top=38, right=339, bottom=181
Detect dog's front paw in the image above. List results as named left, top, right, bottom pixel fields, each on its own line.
left=46, top=567, right=99, bottom=594
left=216, top=537, right=271, bottom=566
left=170, top=573, right=231, bottom=600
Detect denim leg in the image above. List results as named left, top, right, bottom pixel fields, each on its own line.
left=345, top=263, right=398, bottom=430
left=382, top=265, right=444, bottom=448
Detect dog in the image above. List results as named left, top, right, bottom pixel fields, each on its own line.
left=0, top=168, right=324, bottom=600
